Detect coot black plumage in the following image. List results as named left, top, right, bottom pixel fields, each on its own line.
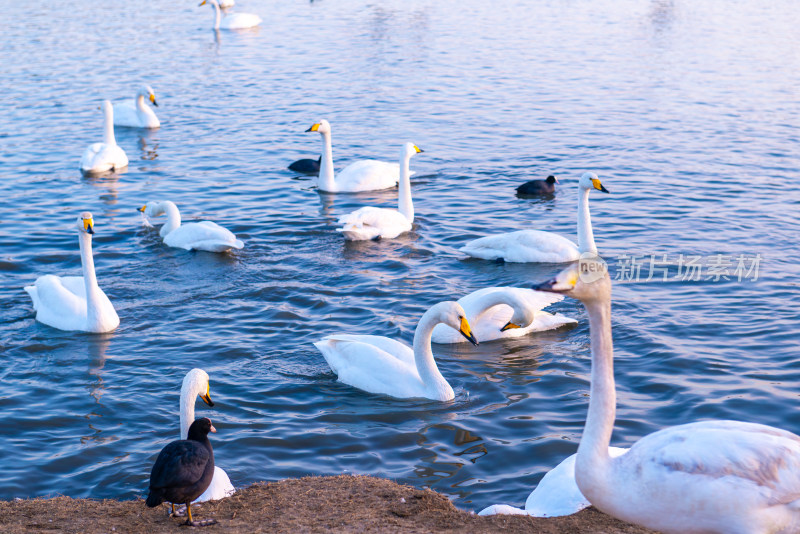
left=146, top=417, right=218, bottom=526
left=288, top=156, right=321, bottom=174
left=516, top=174, right=559, bottom=195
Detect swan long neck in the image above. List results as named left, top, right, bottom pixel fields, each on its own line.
left=412, top=310, right=451, bottom=398
left=398, top=152, right=414, bottom=221
left=470, top=290, right=515, bottom=323
left=577, top=188, right=597, bottom=254
left=103, top=105, right=116, bottom=146
left=79, top=231, right=103, bottom=327
left=211, top=0, right=221, bottom=29
left=180, top=387, right=195, bottom=440
left=159, top=201, right=181, bottom=237
left=575, top=297, right=615, bottom=498
left=318, top=131, right=336, bottom=191
left=136, top=94, right=147, bottom=113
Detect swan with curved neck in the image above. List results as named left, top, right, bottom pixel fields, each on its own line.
left=199, top=0, right=261, bottom=30
left=460, top=172, right=608, bottom=263
left=314, top=302, right=478, bottom=401
left=336, top=143, right=423, bottom=240
left=532, top=263, right=800, bottom=533
left=113, top=85, right=160, bottom=129
left=80, top=100, right=128, bottom=173
left=431, top=286, right=576, bottom=344
left=305, top=119, right=405, bottom=193
left=24, top=213, right=119, bottom=333
left=179, top=369, right=235, bottom=503
left=138, top=200, right=244, bottom=253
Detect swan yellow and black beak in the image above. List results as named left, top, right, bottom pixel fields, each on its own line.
left=533, top=265, right=579, bottom=293
left=150, top=93, right=158, bottom=107
left=414, top=145, right=424, bottom=153
left=83, top=217, right=95, bottom=235
left=305, top=123, right=321, bottom=132
left=200, top=384, right=214, bottom=407
left=500, top=321, right=521, bottom=332
left=459, top=316, right=478, bottom=345
left=137, top=205, right=146, bottom=213
left=199, top=0, right=207, bottom=5
left=592, top=177, right=609, bottom=193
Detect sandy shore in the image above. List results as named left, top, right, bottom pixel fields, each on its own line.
left=0, top=475, right=657, bottom=533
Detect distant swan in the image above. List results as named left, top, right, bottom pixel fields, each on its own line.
left=516, top=174, right=559, bottom=196
left=24, top=212, right=120, bottom=333
left=80, top=100, right=128, bottom=174
left=532, top=263, right=800, bottom=533
left=113, top=85, right=160, bottom=129
left=337, top=142, right=423, bottom=240
left=305, top=119, right=405, bottom=192
left=314, top=302, right=478, bottom=401
left=200, top=0, right=261, bottom=30
left=431, top=287, right=576, bottom=344
left=139, top=200, right=244, bottom=253
left=460, top=172, right=608, bottom=263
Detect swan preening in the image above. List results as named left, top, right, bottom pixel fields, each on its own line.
left=430, top=287, right=576, bottom=344
left=80, top=100, right=129, bottom=174
left=113, top=85, right=160, bottom=129
left=314, top=301, right=478, bottom=401
left=460, top=172, right=609, bottom=263
left=138, top=200, right=244, bottom=253
left=306, top=119, right=405, bottom=193
left=200, top=0, right=261, bottom=30
left=336, top=143, right=422, bottom=240
left=24, top=213, right=120, bottom=333
left=531, top=263, right=800, bottom=533
left=180, top=369, right=236, bottom=503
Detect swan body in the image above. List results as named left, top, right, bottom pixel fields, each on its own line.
left=314, top=302, right=478, bottom=401
left=431, top=287, right=576, bottom=344
left=306, top=119, right=407, bottom=192
left=200, top=0, right=261, bottom=30
left=139, top=200, right=244, bottom=253
left=113, top=85, right=160, bottom=128
left=180, top=369, right=235, bottom=502
left=337, top=143, right=422, bottom=240
left=24, top=213, right=119, bottom=334
left=80, top=100, right=128, bottom=173
left=460, top=172, right=608, bottom=263
left=532, top=264, right=800, bottom=534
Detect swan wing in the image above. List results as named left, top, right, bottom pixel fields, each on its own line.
left=222, top=12, right=262, bottom=29
left=460, top=230, right=580, bottom=263
left=26, top=274, right=87, bottom=331
left=112, top=101, right=140, bottom=127
left=195, top=466, right=235, bottom=502
left=80, top=142, right=128, bottom=172
left=80, top=143, right=107, bottom=171
left=334, top=159, right=400, bottom=192
left=163, top=221, right=242, bottom=252
left=337, top=207, right=411, bottom=240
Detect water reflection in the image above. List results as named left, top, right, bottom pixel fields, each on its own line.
left=81, top=335, right=112, bottom=445
left=82, top=172, right=122, bottom=205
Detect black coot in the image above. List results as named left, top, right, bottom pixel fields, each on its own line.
left=288, top=156, right=321, bottom=174
left=146, top=417, right=218, bottom=526
left=516, top=174, right=559, bottom=196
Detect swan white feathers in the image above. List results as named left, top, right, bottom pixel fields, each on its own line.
left=24, top=213, right=120, bottom=333
left=80, top=100, right=128, bottom=174
left=460, top=172, right=609, bottom=263
left=200, top=0, right=261, bottom=30
left=113, top=85, right=160, bottom=129
left=431, top=287, right=576, bottom=344
left=314, top=301, right=478, bottom=401
left=531, top=263, right=800, bottom=534
left=306, top=119, right=409, bottom=193
left=138, top=200, right=244, bottom=253
left=337, top=142, right=422, bottom=240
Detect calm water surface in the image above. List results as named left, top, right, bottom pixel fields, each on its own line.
left=1, top=0, right=799, bottom=512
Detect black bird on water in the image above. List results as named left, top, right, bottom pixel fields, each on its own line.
left=146, top=417, right=218, bottom=527
left=288, top=155, right=321, bottom=175
left=516, top=174, right=559, bottom=196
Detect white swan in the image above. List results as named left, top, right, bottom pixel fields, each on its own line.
left=306, top=119, right=406, bottom=193
left=24, top=213, right=119, bottom=333
left=218, top=0, right=234, bottom=7
left=113, top=85, right=160, bottom=129
left=460, top=172, right=609, bottom=263
left=478, top=447, right=628, bottom=517
left=79, top=100, right=128, bottom=174
left=314, top=302, right=478, bottom=401
left=431, top=287, right=576, bottom=344
left=200, top=0, right=261, bottom=30
left=532, top=263, right=800, bottom=533
left=336, top=143, right=422, bottom=240
left=180, top=369, right=235, bottom=503
left=138, top=200, right=244, bottom=253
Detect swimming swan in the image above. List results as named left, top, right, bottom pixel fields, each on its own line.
left=460, top=172, right=608, bottom=263
left=113, top=85, right=160, bottom=129
left=138, top=200, right=244, bottom=253
left=336, top=143, right=422, bottom=240
left=431, top=287, right=576, bottom=344
left=314, top=301, right=478, bottom=401
left=180, top=369, right=235, bottom=503
left=200, top=0, right=261, bottom=30
left=531, top=263, right=800, bottom=533
left=79, top=100, right=128, bottom=174
left=24, top=213, right=120, bottom=333
left=305, top=119, right=406, bottom=193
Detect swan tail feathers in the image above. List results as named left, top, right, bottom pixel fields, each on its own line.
left=24, top=285, right=40, bottom=310
left=477, top=504, right=528, bottom=516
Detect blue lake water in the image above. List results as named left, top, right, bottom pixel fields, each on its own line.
left=1, top=0, right=799, bottom=513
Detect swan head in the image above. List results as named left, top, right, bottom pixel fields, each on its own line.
left=402, top=142, right=424, bottom=159
left=139, top=85, right=158, bottom=107
left=499, top=294, right=536, bottom=332
left=138, top=201, right=164, bottom=218
left=101, top=99, right=113, bottom=117
left=431, top=301, right=478, bottom=345
left=532, top=261, right=611, bottom=303
left=199, top=0, right=220, bottom=8
left=306, top=119, right=331, bottom=135
left=77, top=212, right=95, bottom=235
left=182, top=368, right=215, bottom=408
left=578, top=172, right=609, bottom=193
